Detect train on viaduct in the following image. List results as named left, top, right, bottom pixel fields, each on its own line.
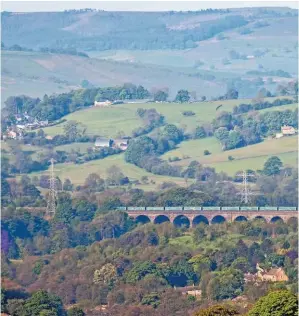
left=117, top=206, right=298, bottom=227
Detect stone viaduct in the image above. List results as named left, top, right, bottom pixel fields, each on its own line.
left=126, top=209, right=298, bottom=227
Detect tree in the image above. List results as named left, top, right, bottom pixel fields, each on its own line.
left=214, top=127, right=229, bottom=142
left=19, top=290, right=65, bottom=316
left=73, top=200, right=97, bottom=221
left=93, top=263, right=117, bottom=286
left=226, top=88, right=239, bottom=100
left=67, top=307, right=85, bottom=316
left=106, top=165, right=128, bottom=186
left=263, top=156, right=283, bottom=176
left=175, top=90, right=190, bottom=103
left=54, top=192, right=75, bottom=224
left=62, top=179, right=73, bottom=191
left=125, top=261, right=157, bottom=284
left=248, top=290, right=298, bottom=316
left=125, top=136, right=156, bottom=165
left=162, top=124, right=183, bottom=143
left=63, top=121, right=86, bottom=142
left=84, top=173, right=105, bottom=192
left=154, top=90, right=168, bottom=102
left=136, top=85, right=150, bottom=99
left=193, top=304, right=239, bottom=316
left=207, top=268, right=244, bottom=300
left=194, top=126, right=206, bottom=139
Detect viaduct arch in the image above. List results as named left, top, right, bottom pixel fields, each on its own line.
left=129, top=209, right=298, bottom=227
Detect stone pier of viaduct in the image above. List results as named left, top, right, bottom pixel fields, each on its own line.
left=126, top=210, right=298, bottom=226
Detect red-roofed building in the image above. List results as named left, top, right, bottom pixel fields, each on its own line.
left=281, top=125, right=296, bottom=135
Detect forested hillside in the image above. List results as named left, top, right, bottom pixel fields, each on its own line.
left=2, top=7, right=298, bottom=102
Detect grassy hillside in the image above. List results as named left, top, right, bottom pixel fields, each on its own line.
left=42, top=96, right=295, bottom=137
left=31, top=153, right=191, bottom=190
left=1, top=50, right=227, bottom=106
left=162, top=136, right=298, bottom=175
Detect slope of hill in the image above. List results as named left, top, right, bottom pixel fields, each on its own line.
left=42, top=96, right=296, bottom=137
left=1, top=50, right=226, bottom=106
left=162, top=136, right=298, bottom=175
left=2, top=7, right=297, bottom=103
left=2, top=7, right=297, bottom=50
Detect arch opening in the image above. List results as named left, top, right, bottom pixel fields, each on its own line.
left=211, top=215, right=226, bottom=224
left=234, top=216, right=248, bottom=222
left=193, top=215, right=209, bottom=226
left=271, top=216, right=284, bottom=223
left=154, top=215, right=170, bottom=224
left=135, top=215, right=151, bottom=225
left=254, top=216, right=266, bottom=222
left=173, top=215, right=190, bottom=228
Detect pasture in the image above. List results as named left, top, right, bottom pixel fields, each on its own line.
left=42, top=96, right=292, bottom=137
left=163, top=136, right=298, bottom=175
left=31, top=153, right=191, bottom=190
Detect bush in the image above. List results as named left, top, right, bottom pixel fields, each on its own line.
left=182, top=111, right=195, bottom=116
left=168, top=157, right=181, bottom=162
left=204, top=150, right=211, bottom=156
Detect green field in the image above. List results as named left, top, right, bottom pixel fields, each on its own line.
left=31, top=153, right=191, bottom=190
left=42, top=96, right=292, bottom=138
left=163, top=136, right=298, bottom=175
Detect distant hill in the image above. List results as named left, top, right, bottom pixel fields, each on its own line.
left=1, top=50, right=227, bottom=105
left=1, top=7, right=298, bottom=104
left=1, top=7, right=297, bottom=51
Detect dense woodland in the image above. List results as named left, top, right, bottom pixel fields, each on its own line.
left=1, top=175, right=298, bottom=315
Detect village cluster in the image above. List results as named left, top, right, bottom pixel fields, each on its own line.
left=3, top=113, right=49, bottom=140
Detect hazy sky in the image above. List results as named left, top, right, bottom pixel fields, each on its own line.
left=2, top=0, right=298, bottom=12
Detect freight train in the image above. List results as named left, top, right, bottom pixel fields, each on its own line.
left=117, top=206, right=298, bottom=211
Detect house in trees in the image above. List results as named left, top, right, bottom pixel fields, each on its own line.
left=176, top=285, right=202, bottom=298
left=244, top=264, right=289, bottom=283
left=257, top=267, right=289, bottom=282
left=94, top=100, right=112, bottom=107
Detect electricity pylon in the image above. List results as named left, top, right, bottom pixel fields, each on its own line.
left=46, top=158, right=57, bottom=217
left=236, top=170, right=255, bottom=204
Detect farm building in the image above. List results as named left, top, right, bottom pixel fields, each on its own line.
left=94, top=100, right=112, bottom=107
left=94, top=137, right=112, bottom=148
left=112, top=138, right=130, bottom=151
left=281, top=125, right=296, bottom=135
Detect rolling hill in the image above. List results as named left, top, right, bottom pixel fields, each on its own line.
left=1, top=50, right=226, bottom=106
left=1, top=7, right=298, bottom=104
left=42, top=96, right=296, bottom=138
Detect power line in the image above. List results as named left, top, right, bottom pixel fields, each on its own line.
left=46, top=158, right=57, bottom=217
left=236, top=170, right=256, bottom=204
